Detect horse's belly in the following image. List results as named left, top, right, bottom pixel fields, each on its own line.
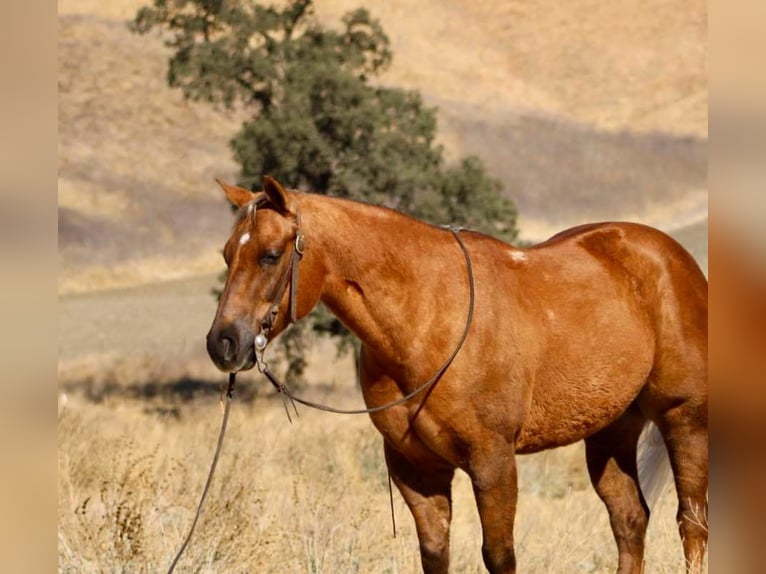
left=515, top=322, right=654, bottom=453
left=516, top=372, right=647, bottom=453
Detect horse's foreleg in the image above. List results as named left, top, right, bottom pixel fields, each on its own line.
left=384, top=442, right=455, bottom=574
left=585, top=409, right=650, bottom=574
left=468, top=440, right=518, bottom=574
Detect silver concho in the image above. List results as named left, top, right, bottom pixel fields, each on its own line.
left=254, top=333, right=268, bottom=351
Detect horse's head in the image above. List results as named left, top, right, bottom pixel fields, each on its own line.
left=206, top=176, right=309, bottom=372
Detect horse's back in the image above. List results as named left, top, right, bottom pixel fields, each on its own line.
left=535, top=221, right=706, bottom=304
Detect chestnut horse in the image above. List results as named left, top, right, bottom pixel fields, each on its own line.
left=206, top=177, right=708, bottom=574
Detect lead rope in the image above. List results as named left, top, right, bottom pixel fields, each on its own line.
left=166, top=373, right=236, bottom=574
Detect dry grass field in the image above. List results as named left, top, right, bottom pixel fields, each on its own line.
left=58, top=388, right=698, bottom=573
left=58, top=0, right=708, bottom=571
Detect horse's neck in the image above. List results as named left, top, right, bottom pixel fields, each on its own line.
left=302, top=195, right=446, bottom=367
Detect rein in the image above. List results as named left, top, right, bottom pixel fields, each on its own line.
left=254, top=224, right=476, bottom=417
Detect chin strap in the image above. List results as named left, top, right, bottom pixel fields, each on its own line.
left=254, top=332, right=300, bottom=423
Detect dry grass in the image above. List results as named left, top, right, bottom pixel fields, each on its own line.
left=58, top=387, right=701, bottom=573
left=57, top=274, right=708, bottom=572
left=58, top=252, right=224, bottom=295
left=58, top=12, right=244, bottom=293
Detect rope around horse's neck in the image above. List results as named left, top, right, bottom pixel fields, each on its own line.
left=166, top=373, right=236, bottom=574
left=258, top=226, right=475, bottom=416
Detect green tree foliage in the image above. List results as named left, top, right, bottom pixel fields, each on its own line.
left=132, top=0, right=519, bottom=384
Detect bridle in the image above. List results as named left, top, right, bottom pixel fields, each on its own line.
left=251, top=207, right=476, bottom=420
left=254, top=209, right=305, bottom=343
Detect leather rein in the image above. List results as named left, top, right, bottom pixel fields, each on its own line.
left=252, top=212, right=476, bottom=420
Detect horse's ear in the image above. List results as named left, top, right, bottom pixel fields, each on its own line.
left=262, top=175, right=290, bottom=214
left=216, top=179, right=255, bottom=208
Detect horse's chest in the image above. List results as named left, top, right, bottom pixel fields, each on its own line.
left=368, top=403, right=465, bottom=468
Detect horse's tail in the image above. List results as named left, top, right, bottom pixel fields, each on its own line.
left=636, top=422, right=672, bottom=510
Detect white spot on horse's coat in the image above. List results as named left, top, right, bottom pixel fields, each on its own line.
left=546, top=309, right=556, bottom=321
left=509, top=250, right=527, bottom=263
left=239, top=232, right=251, bottom=245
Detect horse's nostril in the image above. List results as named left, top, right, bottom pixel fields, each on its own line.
left=220, top=336, right=236, bottom=360
left=207, top=322, right=255, bottom=371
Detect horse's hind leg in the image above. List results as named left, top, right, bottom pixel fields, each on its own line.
left=656, top=400, right=708, bottom=573
left=640, top=342, right=708, bottom=571
left=585, top=407, right=650, bottom=574
left=384, top=443, right=455, bottom=574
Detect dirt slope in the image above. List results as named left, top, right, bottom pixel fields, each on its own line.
left=58, top=0, right=707, bottom=297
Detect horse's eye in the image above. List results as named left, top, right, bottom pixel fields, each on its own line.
left=260, top=250, right=283, bottom=267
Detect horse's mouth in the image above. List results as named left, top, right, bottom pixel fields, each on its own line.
left=222, top=346, right=256, bottom=373
left=236, top=348, right=257, bottom=372
left=210, top=352, right=255, bottom=374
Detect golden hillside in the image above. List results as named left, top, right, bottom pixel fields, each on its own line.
left=61, top=0, right=707, bottom=136
left=58, top=0, right=707, bottom=292
left=316, top=0, right=707, bottom=137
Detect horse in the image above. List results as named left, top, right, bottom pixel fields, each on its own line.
left=206, top=176, right=708, bottom=574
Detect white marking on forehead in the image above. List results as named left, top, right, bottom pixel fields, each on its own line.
left=239, top=232, right=251, bottom=245
left=509, top=250, right=527, bottom=263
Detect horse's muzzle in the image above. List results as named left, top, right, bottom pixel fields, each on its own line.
left=206, top=320, right=256, bottom=372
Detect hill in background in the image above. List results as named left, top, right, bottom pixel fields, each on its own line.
left=58, top=0, right=707, bottom=293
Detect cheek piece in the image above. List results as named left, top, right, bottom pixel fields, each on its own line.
left=252, top=212, right=305, bottom=400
